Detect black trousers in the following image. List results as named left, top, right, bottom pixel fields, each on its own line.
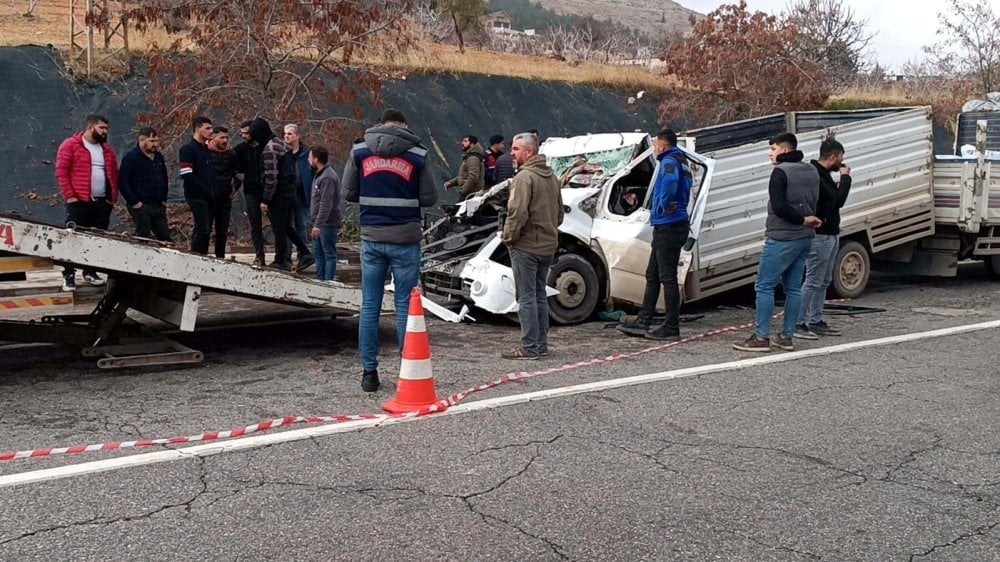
left=268, top=195, right=309, bottom=267
left=128, top=201, right=170, bottom=241
left=243, top=192, right=266, bottom=258
left=188, top=197, right=232, bottom=258
left=64, top=200, right=112, bottom=279
left=637, top=221, right=689, bottom=335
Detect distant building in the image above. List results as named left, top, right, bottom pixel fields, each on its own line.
left=484, top=11, right=513, bottom=32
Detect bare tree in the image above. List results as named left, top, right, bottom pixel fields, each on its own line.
left=926, top=0, right=1000, bottom=96
left=120, top=0, right=413, bottom=151
left=414, top=3, right=453, bottom=43
left=784, top=0, right=874, bottom=92
left=437, top=0, right=488, bottom=54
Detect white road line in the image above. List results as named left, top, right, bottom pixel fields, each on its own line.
left=2, top=318, right=999, bottom=489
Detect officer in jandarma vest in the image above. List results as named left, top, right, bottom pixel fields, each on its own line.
left=342, top=109, right=438, bottom=393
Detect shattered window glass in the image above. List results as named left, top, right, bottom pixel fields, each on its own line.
left=546, top=145, right=639, bottom=182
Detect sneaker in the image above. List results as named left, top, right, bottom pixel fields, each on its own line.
left=252, top=255, right=265, bottom=268
left=82, top=272, right=106, bottom=286
left=362, top=370, right=380, bottom=392
left=500, top=347, right=540, bottom=360
left=294, top=254, right=316, bottom=272
left=809, top=321, right=841, bottom=336
left=61, top=277, right=76, bottom=292
left=645, top=326, right=681, bottom=341
left=616, top=321, right=650, bottom=337
left=269, top=261, right=292, bottom=271
left=772, top=334, right=794, bottom=351
left=733, top=334, right=772, bottom=352
left=793, top=324, right=819, bottom=340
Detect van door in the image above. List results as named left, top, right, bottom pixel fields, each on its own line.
left=591, top=147, right=715, bottom=307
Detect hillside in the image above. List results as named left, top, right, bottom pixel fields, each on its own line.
left=530, top=0, right=699, bottom=38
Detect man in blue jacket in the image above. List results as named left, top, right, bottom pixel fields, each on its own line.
left=343, top=109, right=438, bottom=392
left=179, top=116, right=220, bottom=255
left=119, top=127, right=170, bottom=241
left=283, top=124, right=313, bottom=258
left=617, top=128, right=692, bottom=341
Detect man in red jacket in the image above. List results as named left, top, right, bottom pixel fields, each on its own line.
left=55, top=113, right=119, bottom=292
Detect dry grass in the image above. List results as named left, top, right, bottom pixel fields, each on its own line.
left=367, top=42, right=671, bottom=93
left=1, top=1, right=669, bottom=92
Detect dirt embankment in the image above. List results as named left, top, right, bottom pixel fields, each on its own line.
left=0, top=45, right=662, bottom=226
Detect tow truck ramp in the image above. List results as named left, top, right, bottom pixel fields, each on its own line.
left=0, top=213, right=385, bottom=368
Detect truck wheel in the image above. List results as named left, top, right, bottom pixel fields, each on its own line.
left=832, top=240, right=870, bottom=299
left=985, top=255, right=1000, bottom=278
left=547, top=253, right=600, bottom=325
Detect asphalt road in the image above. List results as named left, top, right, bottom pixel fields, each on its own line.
left=0, top=267, right=998, bottom=560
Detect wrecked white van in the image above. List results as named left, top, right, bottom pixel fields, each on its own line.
left=421, top=132, right=716, bottom=324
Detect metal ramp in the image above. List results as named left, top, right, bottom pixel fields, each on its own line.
left=0, top=212, right=380, bottom=368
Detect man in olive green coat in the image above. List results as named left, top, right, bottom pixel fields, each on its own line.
left=500, top=132, right=564, bottom=360
left=444, top=134, right=486, bottom=198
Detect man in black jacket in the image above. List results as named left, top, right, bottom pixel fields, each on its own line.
left=252, top=117, right=314, bottom=272
left=179, top=116, right=219, bottom=255
left=207, top=126, right=239, bottom=258
left=119, top=127, right=170, bottom=241
left=235, top=119, right=266, bottom=266
left=795, top=138, right=852, bottom=339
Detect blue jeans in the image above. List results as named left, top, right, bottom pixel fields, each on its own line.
left=313, top=227, right=339, bottom=281
left=798, top=234, right=839, bottom=326
left=754, top=237, right=813, bottom=339
left=359, top=240, right=421, bottom=372
left=510, top=248, right=554, bottom=354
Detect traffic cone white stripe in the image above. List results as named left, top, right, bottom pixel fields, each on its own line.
left=399, top=358, right=434, bottom=380
left=407, top=314, right=426, bottom=334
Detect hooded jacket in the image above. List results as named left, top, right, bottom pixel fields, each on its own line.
left=502, top=154, right=564, bottom=255
left=249, top=118, right=296, bottom=203
left=650, top=146, right=692, bottom=226
left=55, top=133, right=119, bottom=203
left=766, top=150, right=820, bottom=241
left=449, top=143, right=486, bottom=197
left=343, top=124, right=438, bottom=244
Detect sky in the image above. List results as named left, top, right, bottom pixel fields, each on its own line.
left=676, top=0, right=1000, bottom=72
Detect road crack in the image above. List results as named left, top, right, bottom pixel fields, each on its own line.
left=0, top=456, right=209, bottom=545
left=908, top=520, right=1000, bottom=560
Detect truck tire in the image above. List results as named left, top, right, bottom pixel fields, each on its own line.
left=546, top=253, right=600, bottom=325
left=832, top=240, right=870, bottom=299
left=985, top=255, right=1000, bottom=278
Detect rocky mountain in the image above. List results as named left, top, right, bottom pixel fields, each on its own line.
left=531, top=0, right=700, bottom=39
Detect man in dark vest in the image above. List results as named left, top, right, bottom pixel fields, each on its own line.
left=734, top=132, right=824, bottom=353
left=343, top=109, right=438, bottom=392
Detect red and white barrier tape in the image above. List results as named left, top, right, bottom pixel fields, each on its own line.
left=0, top=317, right=770, bottom=462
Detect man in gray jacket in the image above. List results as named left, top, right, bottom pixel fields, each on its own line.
left=308, top=145, right=342, bottom=282
left=734, top=132, right=823, bottom=353
left=343, top=109, right=438, bottom=392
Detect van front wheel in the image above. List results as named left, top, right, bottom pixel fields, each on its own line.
left=546, top=253, right=600, bottom=325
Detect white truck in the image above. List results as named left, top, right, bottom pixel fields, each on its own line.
left=423, top=106, right=992, bottom=324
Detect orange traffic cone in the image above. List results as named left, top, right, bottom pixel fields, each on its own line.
left=383, top=288, right=442, bottom=414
